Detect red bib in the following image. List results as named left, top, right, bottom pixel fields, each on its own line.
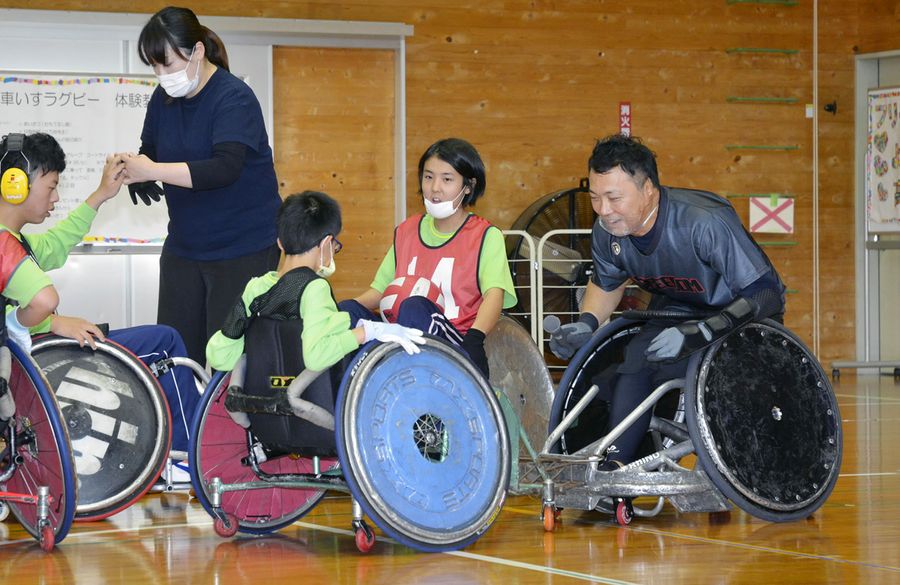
left=0, top=230, right=29, bottom=293
left=393, top=214, right=491, bottom=333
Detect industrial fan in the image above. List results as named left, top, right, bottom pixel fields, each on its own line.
left=506, top=178, right=649, bottom=335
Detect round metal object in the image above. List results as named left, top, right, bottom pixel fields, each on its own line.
left=336, top=338, right=510, bottom=552
left=3, top=342, right=76, bottom=543
left=685, top=320, right=842, bottom=522
left=485, top=315, right=554, bottom=449
left=190, top=372, right=338, bottom=535
left=31, top=336, right=170, bottom=520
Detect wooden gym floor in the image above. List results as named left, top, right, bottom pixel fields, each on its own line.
left=3, top=374, right=899, bottom=585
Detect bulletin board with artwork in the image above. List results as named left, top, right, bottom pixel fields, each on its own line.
left=866, top=86, right=900, bottom=233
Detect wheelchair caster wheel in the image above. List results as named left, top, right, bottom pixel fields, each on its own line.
left=614, top=498, right=633, bottom=526
left=542, top=505, right=560, bottom=532
left=40, top=524, right=55, bottom=552
left=214, top=513, right=239, bottom=538
left=354, top=521, right=375, bottom=553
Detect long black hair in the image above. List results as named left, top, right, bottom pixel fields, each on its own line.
left=138, top=6, right=229, bottom=71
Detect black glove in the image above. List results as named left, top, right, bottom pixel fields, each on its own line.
left=128, top=181, right=164, bottom=206
left=461, top=328, right=489, bottom=379
left=645, top=297, right=758, bottom=362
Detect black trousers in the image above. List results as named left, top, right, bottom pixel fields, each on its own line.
left=606, top=321, right=690, bottom=465
left=157, top=245, right=280, bottom=365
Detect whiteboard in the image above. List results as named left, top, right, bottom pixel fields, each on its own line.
left=1, top=71, right=169, bottom=241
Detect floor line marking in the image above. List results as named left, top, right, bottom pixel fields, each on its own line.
left=292, top=521, right=638, bottom=585
left=622, top=525, right=900, bottom=572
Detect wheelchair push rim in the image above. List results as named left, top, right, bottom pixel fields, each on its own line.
left=189, top=372, right=337, bottom=535
left=2, top=342, right=76, bottom=543
left=548, top=318, right=646, bottom=454
left=336, top=339, right=510, bottom=552
left=31, top=336, right=171, bottom=521
left=685, top=320, right=843, bottom=522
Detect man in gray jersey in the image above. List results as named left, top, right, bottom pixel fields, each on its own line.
left=549, top=134, right=786, bottom=468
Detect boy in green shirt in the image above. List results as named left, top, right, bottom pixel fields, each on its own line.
left=0, top=132, right=200, bottom=456
left=206, top=191, right=424, bottom=374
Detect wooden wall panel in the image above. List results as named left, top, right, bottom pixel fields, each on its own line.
left=9, top=0, right=883, bottom=364
left=857, top=0, right=900, bottom=54
left=273, top=47, right=395, bottom=300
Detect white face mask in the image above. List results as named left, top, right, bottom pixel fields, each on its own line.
left=316, top=240, right=336, bottom=278
left=423, top=186, right=467, bottom=220
left=597, top=204, right=658, bottom=237
left=157, top=47, right=200, bottom=98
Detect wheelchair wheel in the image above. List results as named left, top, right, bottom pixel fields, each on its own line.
left=685, top=320, right=842, bottom=522
left=31, top=336, right=170, bottom=521
left=548, top=318, right=644, bottom=454
left=336, top=339, right=510, bottom=552
left=189, top=372, right=338, bottom=535
left=2, top=342, right=76, bottom=544
left=485, top=315, right=554, bottom=450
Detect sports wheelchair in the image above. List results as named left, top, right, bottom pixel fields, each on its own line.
left=502, top=312, right=843, bottom=529
left=29, top=335, right=207, bottom=521
left=189, top=321, right=510, bottom=553
left=0, top=340, right=77, bottom=551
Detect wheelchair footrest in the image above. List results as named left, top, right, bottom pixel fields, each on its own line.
left=554, top=469, right=729, bottom=512
left=224, top=387, right=293, bottom=416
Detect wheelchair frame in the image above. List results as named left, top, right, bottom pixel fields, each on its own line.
left=0, top=342, right=77, bottom=551
left=190, top=338, right=510, bottom=553
left=505, top=315, right=843, bottom=529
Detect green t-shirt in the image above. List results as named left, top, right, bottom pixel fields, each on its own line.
left=2, top=203, right=98, bottom=333
left=206, top=271, right=359, bottom=372
left=371, top=214, right=517, bottom=308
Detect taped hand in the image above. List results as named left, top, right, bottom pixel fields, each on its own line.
left=128, top=181, right=164, bottom=206
left=5, top=309, right=32, bottom=354
left=360, top=319, right=426, bottom=355
left=548, top=321, right=595, bottom=360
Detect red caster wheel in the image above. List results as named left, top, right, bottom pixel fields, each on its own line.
left=213, top=513, right=239, bottom=538
left=40, top=524, right=55, bottom=552
left=614, top=498, right=633, bottom=526
left=354, top=522, right=376, bottom=553
left=542, top=505, right=557, bottom=532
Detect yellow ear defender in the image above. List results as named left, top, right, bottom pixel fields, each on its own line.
left=1, top=134, right=30, bottom=205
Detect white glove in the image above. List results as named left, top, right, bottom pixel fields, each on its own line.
left=5, top=308, right=32, bottom=354
left=360, top=319, right=425, bottom=355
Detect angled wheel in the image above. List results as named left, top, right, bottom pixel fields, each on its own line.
left=31, top=336, right=171, bottom=521
left=485, top=315, right=554, bottom=450
left=189, top=372, right=338, bottom=535
left=2, top=342, right=76, bottom=545
left=685, top=321, right=842, bottom=522
left=548, top=318, right=644, bottom=454
left=336, top=339, right=510, bottom=552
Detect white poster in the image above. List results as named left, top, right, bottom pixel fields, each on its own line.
left=866, top=87, right=900, bottom=233
left=0, top=73, right=168, bottom=242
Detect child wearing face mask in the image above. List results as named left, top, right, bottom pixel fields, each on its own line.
left=339, top=138, right=517, bottom=379
left=206, top=191, right=425, bottom=374
left=121, top=6, right=282, bottom=367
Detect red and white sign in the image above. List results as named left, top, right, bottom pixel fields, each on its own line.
left=749, top=196, right=795, bottom=234
left=619, top=102, right=631, bottom=137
